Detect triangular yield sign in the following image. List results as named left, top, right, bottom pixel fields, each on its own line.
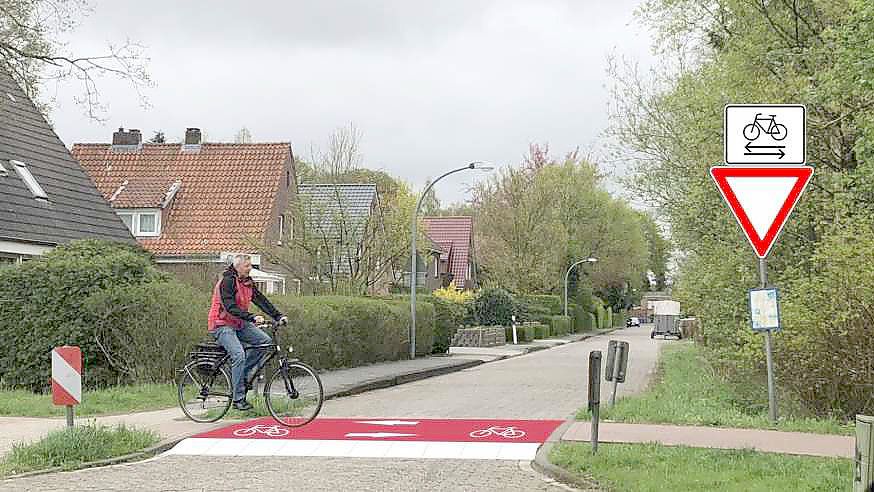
left=710, top=166, right=813, bottom=258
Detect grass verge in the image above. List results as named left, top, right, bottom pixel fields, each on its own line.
left=0, top=424, right=159, bottom=477
left=0, top=384, right=177, bottom=418
left=550, top=442, right=850, bottom=492
left=578, top=343, right=853, bottom=435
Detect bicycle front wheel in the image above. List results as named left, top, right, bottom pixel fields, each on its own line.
left=264, top=360, right=324, bottom=427
left=178, top=360, right=232, bottom=423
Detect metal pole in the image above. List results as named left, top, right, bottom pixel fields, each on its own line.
left=588, top=350, right=602, bottom=454
left=66, top=405, right=74, bottom=428
left=759, top=257, right=778, bottom=423
left=564, top=258, right=595, bottom=317
left=410, top=164, right=481, bottom=360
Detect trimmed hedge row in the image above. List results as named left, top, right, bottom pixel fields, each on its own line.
left=504, top=325, right=535, bottom=343
left=271, top=296, right=435, bottom=368
left=549, top=315, right=572, bottom=337
left=0, top=240, right=436, bottom=390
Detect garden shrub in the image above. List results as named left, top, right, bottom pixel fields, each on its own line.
left=0, top=240, right=169, bottom=390
left=471, top=287, right=519, bottom=326
left=85, top=280, right=209, bottom=385
left=421, top=294, right=468, bottom=354
left=549, top=315, right=572, bottom=336
left=270, top=296, right=435, bottom=369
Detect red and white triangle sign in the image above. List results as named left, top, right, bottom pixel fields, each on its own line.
left=710, top=166, right=813, bottom=258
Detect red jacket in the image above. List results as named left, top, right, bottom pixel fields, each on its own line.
left=207, top=266, right=282, bottom=332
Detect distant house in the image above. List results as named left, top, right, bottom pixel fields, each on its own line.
left=0, top=70, right=134, bottom=264
left=420, top=216, right=477, bottom=291
left=72, top=128, right=294, bottom=293
left=296, top=183, right=387, bottom=291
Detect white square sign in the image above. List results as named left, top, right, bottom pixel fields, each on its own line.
left=724, top=104, right=805, bottom=165
left=749, top=287, right=781, bottom=332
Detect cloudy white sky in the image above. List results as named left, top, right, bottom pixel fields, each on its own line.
left=50, top=0, right=657, bottom=204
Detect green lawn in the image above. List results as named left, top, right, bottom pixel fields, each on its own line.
left=0, top=424, right=159, bottom=477
left=551, top=442, right=850, bottom=492
left=579, top=343, right=854, bottom=436
left=0, top=384, right=178, bottom=418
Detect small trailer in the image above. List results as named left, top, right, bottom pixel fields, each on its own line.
left=650, top=300, right=682, bottom=339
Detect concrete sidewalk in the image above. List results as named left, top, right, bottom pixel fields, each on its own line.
left=0, top=331, right=599, bottom=457
left=562, top=421, right=854, bottom=458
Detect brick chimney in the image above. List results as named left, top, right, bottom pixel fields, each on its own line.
left=112, top=127, right=142, bottom=146
left=184, top=128, right=202, bottom=145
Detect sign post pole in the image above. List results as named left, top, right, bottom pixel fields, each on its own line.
left=588, top=350, right=602, bottom=454
left=759, top=258, right=778, bottom=423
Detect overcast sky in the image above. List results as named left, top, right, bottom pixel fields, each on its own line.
left=50, top=0, right=657, bottom=205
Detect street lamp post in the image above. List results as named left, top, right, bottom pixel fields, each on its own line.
left=564, top=257, right=598, bottom=316
left=410, top=162, right=492, bottom=359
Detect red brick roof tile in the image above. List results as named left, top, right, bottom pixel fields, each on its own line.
left=72, top=142, right=291, bottom=256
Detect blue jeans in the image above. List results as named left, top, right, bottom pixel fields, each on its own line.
left=212, top=322, right=272, bottom=402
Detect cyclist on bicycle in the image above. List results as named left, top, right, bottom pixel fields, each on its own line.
left=207, top=254, right=288, bottom=411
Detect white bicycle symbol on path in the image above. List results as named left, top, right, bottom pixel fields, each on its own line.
left=232, top=424, right=290, bottom=438
left=469, top=426, right=526, bottom=439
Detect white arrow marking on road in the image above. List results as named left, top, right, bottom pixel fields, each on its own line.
left=345, top=432, right=418, bottom=438
left=355, top=420, right=420, bottom=426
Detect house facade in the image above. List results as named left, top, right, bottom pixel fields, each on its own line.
left=296, top=183, right=389, bottom=293
left=72, top=128, right=295, bottom=293
left=0, top=70, right=134, bottom=263
left=420, top=216, right=477, bottom=291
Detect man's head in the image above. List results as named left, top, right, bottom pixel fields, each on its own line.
left=232, top=254, right=253, bottom=277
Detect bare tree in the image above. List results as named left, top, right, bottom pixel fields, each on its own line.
left=0, top=0, right=150, bottom=120
left=310, top=122, right=363, bottom=179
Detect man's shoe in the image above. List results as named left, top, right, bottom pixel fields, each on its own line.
left=233, top=399, right=254, bottom=411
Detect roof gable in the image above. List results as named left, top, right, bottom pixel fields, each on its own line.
left=72, top=142, right=292, bottom=256
left=0, top=70, right=134, bottom=246
left=423, top=216, right=474, bottom=287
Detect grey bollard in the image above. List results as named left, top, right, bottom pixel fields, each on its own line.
left=856, top=415, right=874, bottom=492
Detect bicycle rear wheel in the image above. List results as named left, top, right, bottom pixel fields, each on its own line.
left=264, top=360, right=324, bottom=427
left=178, top=359, right=232, bottom=423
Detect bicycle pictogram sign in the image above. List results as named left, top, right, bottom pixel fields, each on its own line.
left=232, top=424, right=291, bottom=438
left=469, top=426, right=526, bottom=439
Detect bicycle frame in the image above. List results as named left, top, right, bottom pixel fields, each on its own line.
left=198, top=323, right=294, bottom=392
left=753, top=113, right=779, bottom=133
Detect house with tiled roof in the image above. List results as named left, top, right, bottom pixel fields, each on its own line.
left=72, top=128, right=294, bottom=293
left=0, top=70, right=134, bottom=265
left=296, top=183, right=389, bottom=292
left=421, top=216, right=477, bottom=290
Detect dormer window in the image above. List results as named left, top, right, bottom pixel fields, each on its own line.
left=10, top=160, right=48, bottom=200
left=117, top=209, right=161, bottom=237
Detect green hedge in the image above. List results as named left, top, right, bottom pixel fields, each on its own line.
left=419, top=295, right=468, bottom=354
left=518, top=294, right=563, bottom=322
left=271, top=296, right=434, bottom=369
left=0, top=240, right=169, bottom=390
left=504, top=325, right=534, bottom=343
left=85, top=280, right=209, bottom=385
left=549, top=315, right=572, bottom=337
left=471, top=288, right=518, bottom=326
left=0, top=239, right=437, bottom=391
left=533, top=323, right=550, bottom=339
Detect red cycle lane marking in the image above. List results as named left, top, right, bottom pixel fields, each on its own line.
left=194, top=418, right=563, bottom=443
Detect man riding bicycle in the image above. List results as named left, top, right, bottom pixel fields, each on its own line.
left=207, top=254, right=287, bottom=411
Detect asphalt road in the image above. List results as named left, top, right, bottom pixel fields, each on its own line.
left=2, top=325, right=664, bottom=492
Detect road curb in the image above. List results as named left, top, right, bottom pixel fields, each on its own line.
left=2, top=433, right=187, bottom=482
left=532, top=419, right=601, bottom=491
left=325, top=359, right=485, bottom=399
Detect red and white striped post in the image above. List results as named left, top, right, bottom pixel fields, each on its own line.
left=51, top=346, right=82, bottom=427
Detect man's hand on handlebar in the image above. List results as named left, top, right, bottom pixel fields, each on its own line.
left=254, top=315, right=265, bottom=324
left=278, top=316, right=288, bottom=327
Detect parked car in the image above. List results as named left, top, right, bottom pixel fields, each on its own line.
left=626, top=317, right=641, bottom=327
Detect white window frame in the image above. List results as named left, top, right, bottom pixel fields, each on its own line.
left=277, top=214, right=285, bottom=246
left=10, top=160, right=48, bottom=200
left=116, top=209, right=161, bottom=237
